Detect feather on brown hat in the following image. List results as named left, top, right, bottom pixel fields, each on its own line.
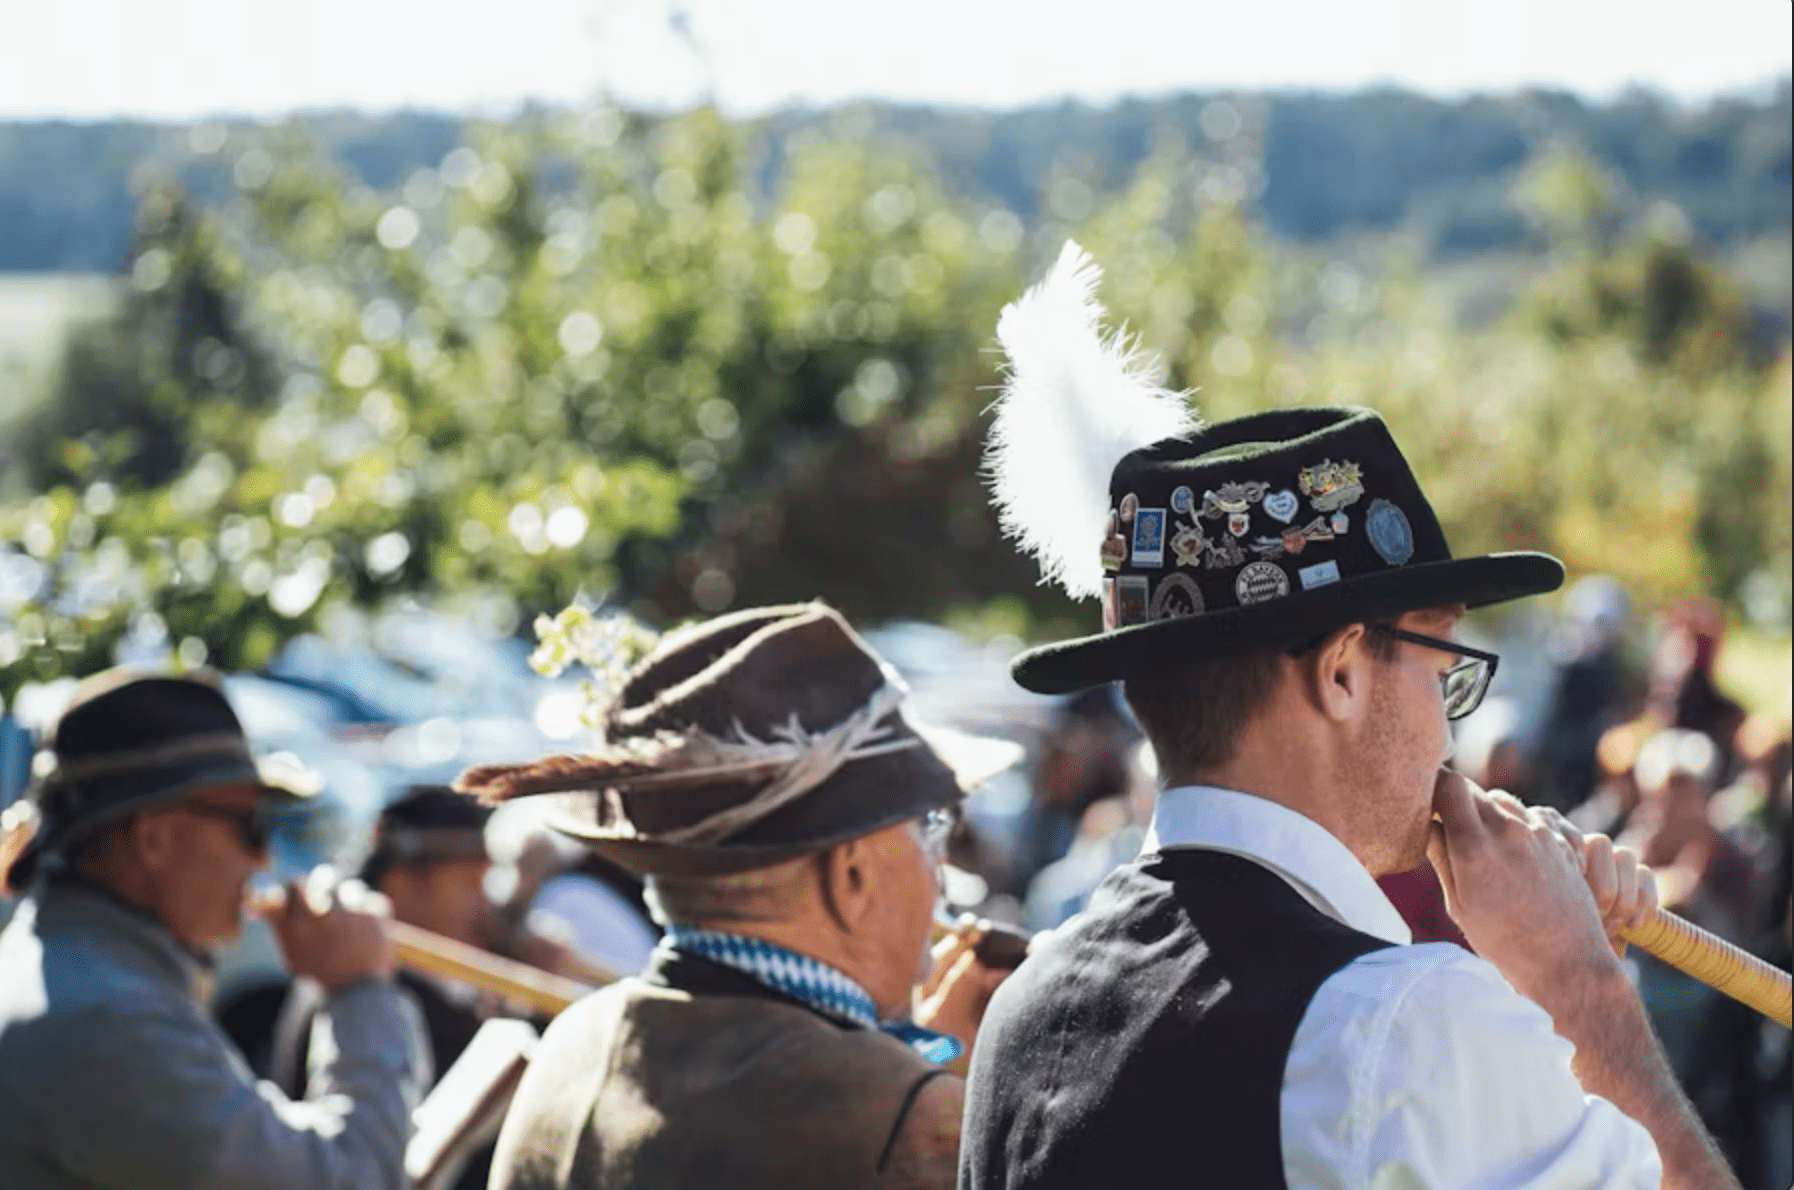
left=456, top=602, right=1017, bottom=876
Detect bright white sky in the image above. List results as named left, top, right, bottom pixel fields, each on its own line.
left=2, top=0, right=1789, bottom=120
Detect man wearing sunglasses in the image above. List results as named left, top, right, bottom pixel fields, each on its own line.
left=0, top=669, right=418, bottom=1190
left=962, top=406, right=1736, bottom=1189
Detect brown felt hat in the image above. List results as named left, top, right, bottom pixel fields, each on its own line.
left=455, top=603, right=1018, bottom=877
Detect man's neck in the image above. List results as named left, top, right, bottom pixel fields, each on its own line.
left=1180, top=765, right=1354, bottom=857
left=691, top=917, right=897, bottom=1019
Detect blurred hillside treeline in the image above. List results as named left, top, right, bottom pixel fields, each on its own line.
left=0, top=96, right=1788, bottom=696
left=2, top=86, right=1788, bottom=272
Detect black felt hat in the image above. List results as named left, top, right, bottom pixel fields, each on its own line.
left=359, top=784, right=493, bottom=886
left=1010, top=406, right=1564, bottom=694
left=456, top=603, right=1019, bottom=877
left=8, top=668, right=316, bottom=886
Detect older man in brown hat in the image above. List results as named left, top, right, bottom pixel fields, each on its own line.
left=0, top=669, right=420, bottom=1190
left=456, top=602, right=1014, bottom=1190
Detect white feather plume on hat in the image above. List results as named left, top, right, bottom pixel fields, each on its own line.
left=984, top=241, right=1199, bottom=600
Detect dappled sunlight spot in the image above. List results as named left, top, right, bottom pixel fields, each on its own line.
left=360, top=298, right=404, bottom=344
left=268, top=556, right=330, bottom=618
left=544, top=506, right=588, bottom=549
left=1048, top=178, right=1094, bottom=223
left=464, top=275, right=509, bottom=320
left=774, top=211, right=817, bottom=255
left=509, top=502, right=548, bottom=554
left=1211, top=334, right=1255, bottom=377
left=865, top=184, right=916, bottom=234
left=678, top=439, right=719, bottom=483
left=472, top=162, right=514, bottom=208
left=653, top=167, right=698, bottom=210
left=82, top=482, right=116, bottom=517
left=451, top=225, right=494, bottom=269
left=364, top=532, right=411, bottom=578
left=336, top=344, right=380, bottom=388
left=440, top=147, right=482, bottom=189
left=789, top=250, right=832, bottom=291
left=402, top=169, right=445, bottom=210
left=695, top=398, right=739, bottom=441
left=458, top=519, right=493, bottom=552
left=376, top=206, right=420, bottom=250
left=239, top=559, right=273, bottom=597
left=558, top=311, right=603, bottom=356
left=691, top=568, right=735, bottom=613
left=978, top=210, right=1023, bottom=253
left=131, top=248, right=172, bottom=293
left=234, top=149, right=274, bottom=192
left=176, top=637, right=209, bottom=670
left=275, top=492, right=314, bottom=528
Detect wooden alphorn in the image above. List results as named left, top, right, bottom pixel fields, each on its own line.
left=1620, top=908, right=1791, bottom=1029
left=387, top=920, right=606, bottom=1016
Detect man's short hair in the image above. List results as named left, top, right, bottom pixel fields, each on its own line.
left=644, top=855, right=814, bottom=927
left=1123, top=624, right=1399, bottom=777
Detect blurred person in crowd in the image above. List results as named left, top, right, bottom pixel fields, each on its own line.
left=272, top=785, right=493, bottom=1081
left=455, top=604, right=1013, bottom=1190
left=491, top=826, right=661, bottom=980
left=1620, top=727, right=1783, bottom=1183
left=1622, top=729, right=1759, bottom=946
left=272, top=784, right=502, bottom=1190
left=1022, top=741, right=1155, bottom=931
left=1648, top=599, right=1746, bottom=782
left=1006, top=686, right=1138, bottom=896
left=1571, top=719, right=1650, bottom=837
left=1533, top=575, right=1639, bottom=811
left=0, top=670, right=418, bottom=1190
left=966, top=397, right=1734, bottom=1187
left=1712, top=715, right=1793, bottom=853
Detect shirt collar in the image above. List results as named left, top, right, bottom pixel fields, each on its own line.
left=36, top=877, right=216, bottom=1003
left=1143, top=785, right=1412, bottom=946
left=661, top=924, right=880, bottom=1029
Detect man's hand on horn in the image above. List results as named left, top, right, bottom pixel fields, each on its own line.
left=1427, top=768, right=1657, bottom=1014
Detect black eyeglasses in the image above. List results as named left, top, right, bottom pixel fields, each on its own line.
left=182, top=803, right=271, bottom=853
left=1370, top=625, right=1500, bottom=720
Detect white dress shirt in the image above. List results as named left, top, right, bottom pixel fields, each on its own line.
left=1145, top=785, right=1663, bottom=1190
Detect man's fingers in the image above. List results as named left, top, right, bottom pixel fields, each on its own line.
left=922, top=924, right=975, bottom=999
left=1621, top=848, right=1658, bottom=929
left=1431, top=768, right=1485, bottom=849
left=1426, top=820, right=1459, bottom=912
left=1583, top=832, right=1619, bottom=920
left=1540, top=806, right=1586, bottom=855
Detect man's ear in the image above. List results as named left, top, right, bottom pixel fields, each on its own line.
left=129, top=810, right=180, bottom=875
left=1306, top=622, right=1372, bottom=724
left=817, top=838, right=869, bottom=934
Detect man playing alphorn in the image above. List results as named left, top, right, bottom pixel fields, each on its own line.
left=959, top=244, right=1738, bottom=1189
left=457, top=602, right=1010, bottom=1190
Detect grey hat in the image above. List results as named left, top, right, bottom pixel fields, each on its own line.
left=7, top=668, right=315, bottom=887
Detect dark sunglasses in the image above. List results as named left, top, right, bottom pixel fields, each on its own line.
left=182, top=803, right=272, bottom=853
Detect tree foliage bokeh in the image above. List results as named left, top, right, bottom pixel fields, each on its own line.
left=0, top=106, right=1787, bottom=699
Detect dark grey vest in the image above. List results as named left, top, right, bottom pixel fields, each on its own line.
left=959, top=849, right=1392, bottom=1189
